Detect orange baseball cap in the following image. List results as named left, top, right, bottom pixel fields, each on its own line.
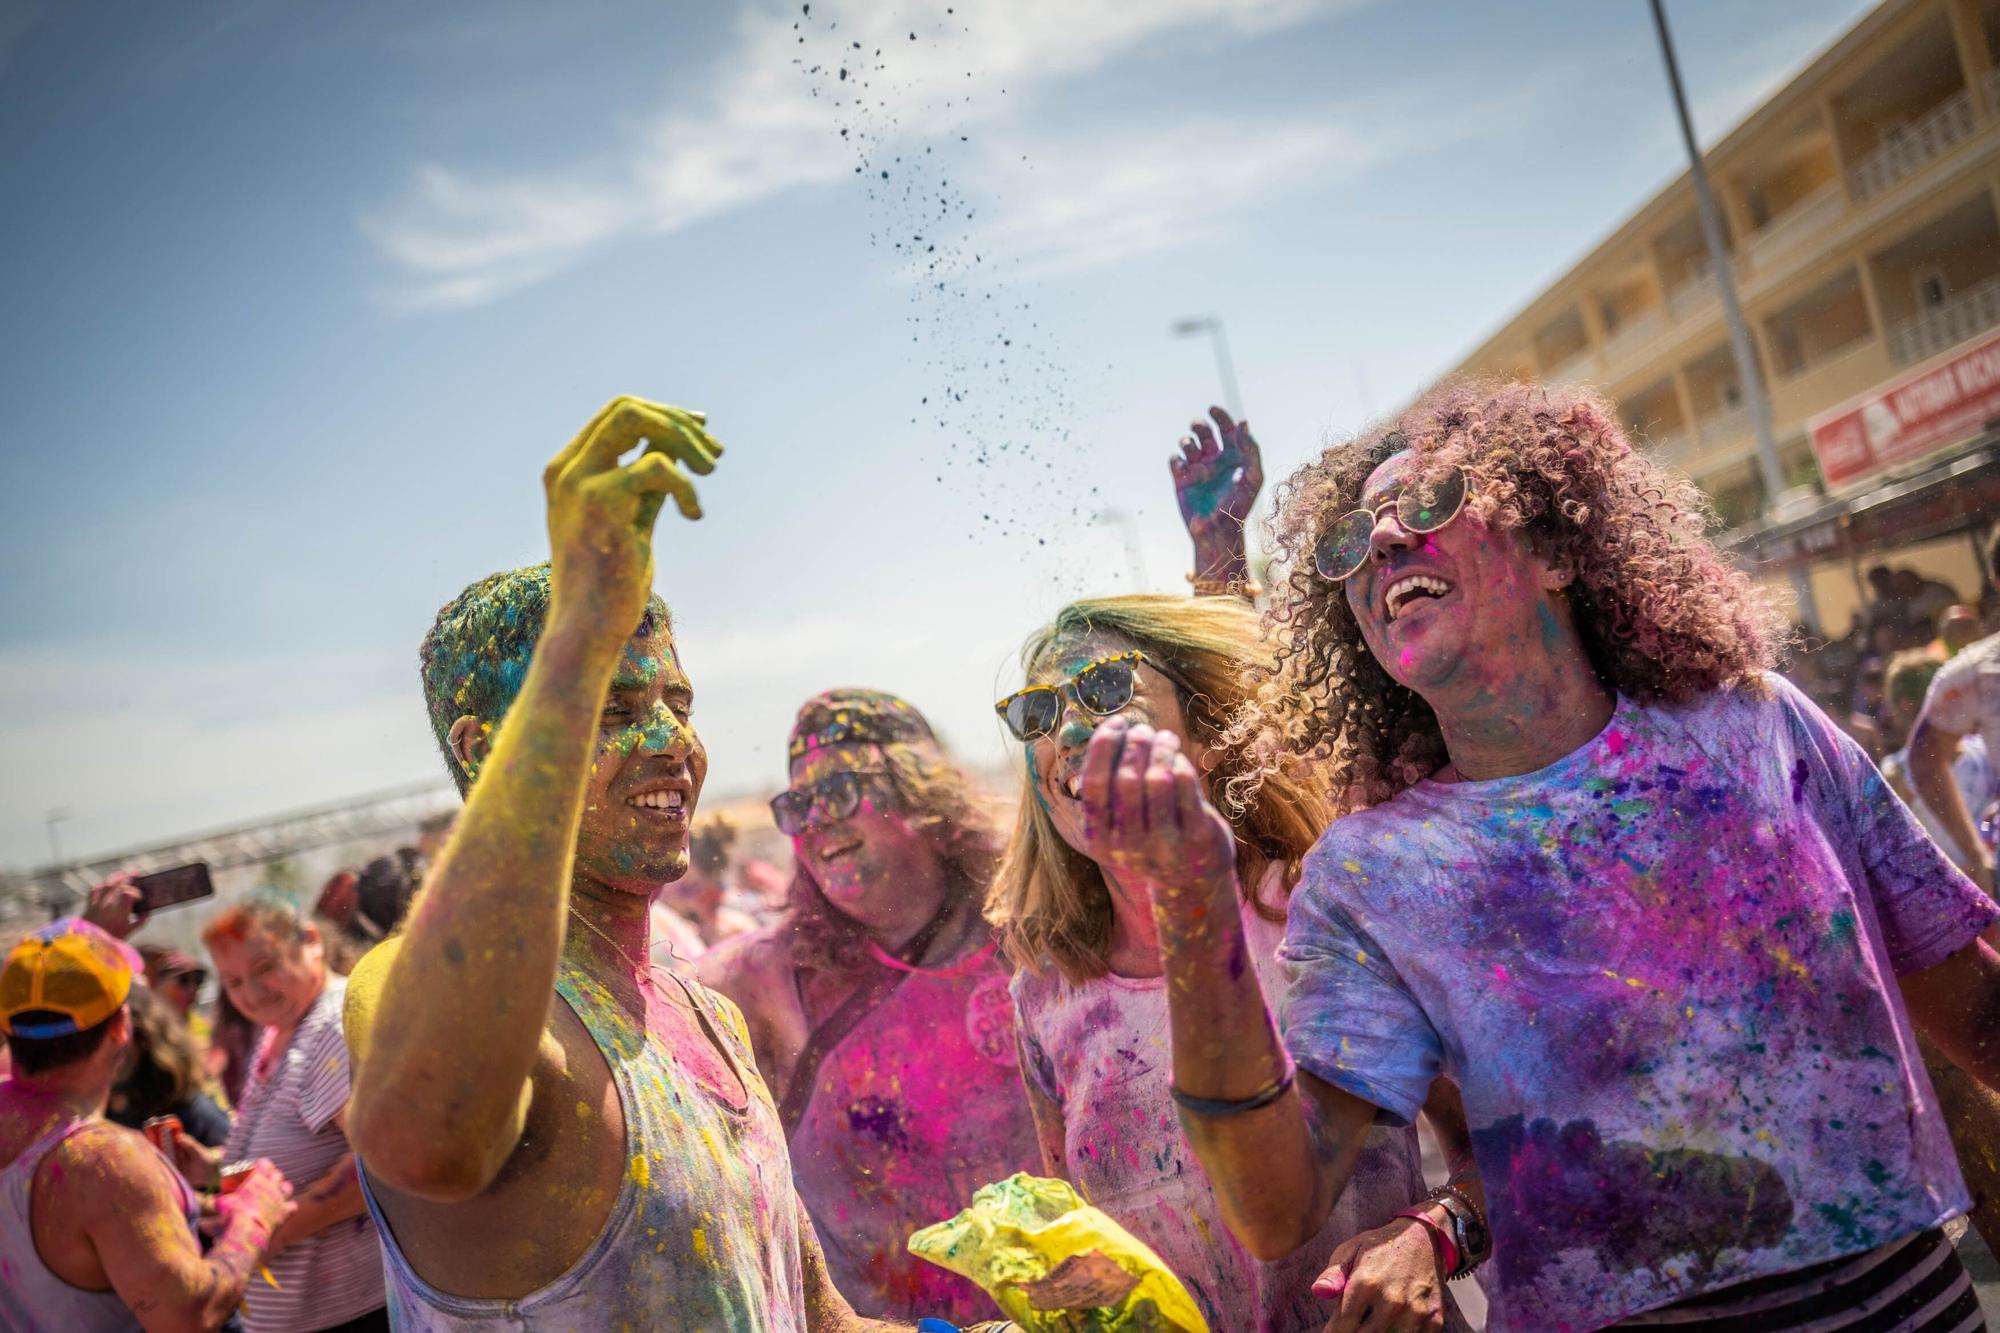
left=0, top=918, right=141, bottom=1039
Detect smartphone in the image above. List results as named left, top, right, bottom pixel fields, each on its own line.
left=132, top=862, right=215, bottom=914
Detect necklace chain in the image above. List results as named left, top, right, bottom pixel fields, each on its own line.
left=566, top=904, right=665, bottom=991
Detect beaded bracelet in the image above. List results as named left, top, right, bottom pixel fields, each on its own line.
left=1186, top=572, right=1264, bottom=599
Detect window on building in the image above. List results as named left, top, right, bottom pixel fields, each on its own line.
left=1913, top=268, right=1948, bottom=309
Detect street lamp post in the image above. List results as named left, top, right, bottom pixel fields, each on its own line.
left=1170, top=316, right=1244, bottom=419
left=1093, top=508, right=1149, bottom=590
left=42, top=807, right=72, bottom=921
left=1649, top=0, right=1820, bottom=632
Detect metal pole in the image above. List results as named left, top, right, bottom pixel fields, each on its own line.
left=1172, top=316, right=1244, bottom=419
left=43, top=808, right=71, bottom=922
left=1094, top=508, right=1149, bottom=589
left=1207, top=320, right=1244, bottom=420
left=1649, top=0, right=1820, bottom=632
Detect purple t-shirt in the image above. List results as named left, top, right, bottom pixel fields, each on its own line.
left=1280, top=675, right=1996, bottom=1333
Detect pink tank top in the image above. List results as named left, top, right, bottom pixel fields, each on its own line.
left=786, top=937, right=1043, bottom=1323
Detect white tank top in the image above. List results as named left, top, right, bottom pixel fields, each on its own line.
left=0, top=1116, right=195, bottom=1333
left=360, top=961, right=807, bottom=1331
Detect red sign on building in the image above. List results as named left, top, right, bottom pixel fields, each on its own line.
left=1809, top=327, right=2000, bottom=489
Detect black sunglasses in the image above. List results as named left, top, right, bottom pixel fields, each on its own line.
left=1313, top=466, right=1470, bottom=582
left=995, top=651, right=1187, bottom=743
left=770, top=770, right=898, bottom=835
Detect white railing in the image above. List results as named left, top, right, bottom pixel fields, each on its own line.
left=1667, top=264, right=1718, bottom=322
left=1849, top=89, right=1975, bottom=201
left=1544, top=347, right=1597, bottom=385
left=1697, top=403, right=1751, bottom=445
left=1745, top=182, right=1844, bottom=270
left=1888, top=274, right=2000, bottom=366
left=1602, top=307, right=1668, bottom=366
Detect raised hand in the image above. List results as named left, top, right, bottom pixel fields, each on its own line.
left=1075, top=719, right=1236, bottom=895
left=542, top=396, right=722, bottom=647
left=1170, top=406, right=1263, bottom=586
left=82, top=873, right=145, bottom=940
left=1313, top=1215, right=1449, bottom=1332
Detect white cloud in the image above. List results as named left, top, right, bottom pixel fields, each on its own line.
left=364, top=0, right=1371, bottom=311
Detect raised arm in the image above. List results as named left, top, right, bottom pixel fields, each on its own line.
left=1171, top=406, right=1263, bottom=599
left=346, top=396, right=720, bottom=1200
left=1075, top=718, right=1379, bottom=1259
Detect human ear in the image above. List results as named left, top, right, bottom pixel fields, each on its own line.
left=447, top=715, right=488, bottom=779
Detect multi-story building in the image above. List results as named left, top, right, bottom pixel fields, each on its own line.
left=1434, top=0, right=2000, bottom=634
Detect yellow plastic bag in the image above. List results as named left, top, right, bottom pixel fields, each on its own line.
left=907, top=1174, right=1209, bottom=1332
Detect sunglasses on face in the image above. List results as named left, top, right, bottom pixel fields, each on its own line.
left=994, top=651, right=1167, bottom=743
left=1313, top=466, right=1470, bottom=582
left=770, top=770, right=898, bottom=836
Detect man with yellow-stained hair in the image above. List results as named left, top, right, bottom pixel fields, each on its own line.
left=341, top=398, right=1010, bottom=1333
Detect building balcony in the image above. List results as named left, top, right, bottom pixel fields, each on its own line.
left=1545, top=347, right=1598, bottom=384
left=1848, top=89, right=1975, bottom=201
left=1667, top=264, right=1718, bottom=322
left=1745, top=182, right=1844, bottom=271
left=1602, top=307, right=1668, bottom=367
left=1697, top=402, right=1752, bottom=446
left=1888, top=273, right=2000, bottom=366
left=1987, top=63, right=2000, bottom=119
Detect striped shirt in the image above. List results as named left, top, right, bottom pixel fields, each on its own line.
left=224, top=976, right=383, bottom=1332
left=1617, top=1227, right=1985, bottom=1331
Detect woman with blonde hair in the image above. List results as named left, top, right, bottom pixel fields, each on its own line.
left=988, top=592, right=1467, bottom=1332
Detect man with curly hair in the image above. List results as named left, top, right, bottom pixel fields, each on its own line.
left=1089, top=380, right=2000, bottom=1331
left=698, top=690, right=1041, bottom=1325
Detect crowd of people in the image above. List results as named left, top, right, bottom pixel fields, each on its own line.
left=4, top=380, right=1999, bottom=1332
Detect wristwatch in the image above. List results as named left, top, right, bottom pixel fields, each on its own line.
left=1424, top=1185, right=1490, bottom=1278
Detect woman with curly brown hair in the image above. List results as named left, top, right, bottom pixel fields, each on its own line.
left=697, top=689, right=1040, bottom=1325
left=1102, top=379, right=2000, bottom=1331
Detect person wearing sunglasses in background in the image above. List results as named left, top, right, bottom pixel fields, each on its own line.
left=987, top=593, right=1470, bottom=1333
left=1123, top=379, right=2000, bottom=1331
left=698, top=691, right=1041, bottom=1326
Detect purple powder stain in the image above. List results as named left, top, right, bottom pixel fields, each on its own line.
left=1470, top=1115, right=1793, bottom=1290
left=845, top=1095, right=912, bottom=1150
left=1790, top=758, right=1810, bottom=804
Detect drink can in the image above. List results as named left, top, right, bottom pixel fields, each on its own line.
left=142, top=1115, right=183, bottom=1155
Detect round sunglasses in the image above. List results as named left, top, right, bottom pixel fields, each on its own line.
left=769, top=770, right=898, bottom=836
left=1313, top=466, right=1469, bottom=581
left=995, top=651, right=1188, bottom=743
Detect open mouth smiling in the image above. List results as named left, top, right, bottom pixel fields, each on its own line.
left=624, top=782, right=691, bottom=820
left=1382, top=571, right=1454, bottom=623
left=816, top=836, right=863, bottom=862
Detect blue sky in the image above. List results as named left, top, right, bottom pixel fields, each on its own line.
left=0, top=0, right=1875, bottom=868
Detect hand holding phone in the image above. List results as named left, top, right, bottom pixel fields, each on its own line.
left=132, top=862, right=216, bottom=915
left=82, top=874, right=145, bottom=940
